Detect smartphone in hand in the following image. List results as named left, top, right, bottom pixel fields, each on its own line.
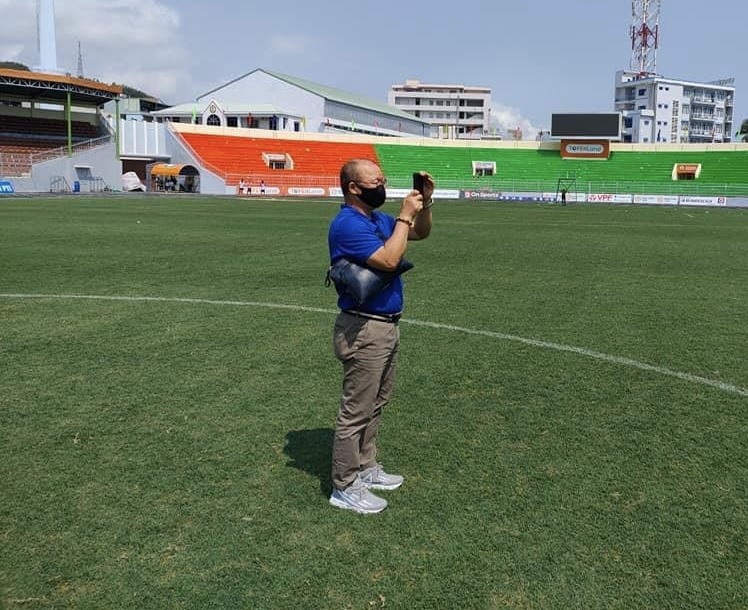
left=412, top=172, right=425, bottom=196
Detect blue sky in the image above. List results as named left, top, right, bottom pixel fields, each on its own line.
left=2, top=0, right=746, bottom=137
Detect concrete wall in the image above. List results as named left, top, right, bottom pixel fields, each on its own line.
left=31, top=143, right=121, bottom=192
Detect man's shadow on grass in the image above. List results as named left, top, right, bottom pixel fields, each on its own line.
left=284, top=428, right=333, bottom=497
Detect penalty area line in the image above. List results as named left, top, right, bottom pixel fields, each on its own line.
left=2, top=292, right=747, bottom=398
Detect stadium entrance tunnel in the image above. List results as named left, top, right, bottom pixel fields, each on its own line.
left=148, top=163, right=200, bottom=193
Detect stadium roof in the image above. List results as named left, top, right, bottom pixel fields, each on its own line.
left=0, top=69, right=123, bottom=105
left=197, top=68, right=422, bottom=123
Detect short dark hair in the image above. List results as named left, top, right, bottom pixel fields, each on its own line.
left=340, top=159, right=364, bottom=195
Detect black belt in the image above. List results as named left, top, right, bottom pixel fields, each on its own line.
left=343, top=309, right=402, bottom=323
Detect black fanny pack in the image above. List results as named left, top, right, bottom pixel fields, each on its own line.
left=325, top=257, right=414, bottom=305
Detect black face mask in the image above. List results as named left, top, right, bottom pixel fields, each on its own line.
left=355, top=184, right=387, bottom=208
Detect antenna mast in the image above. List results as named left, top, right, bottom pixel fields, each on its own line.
left=630, top=0, right=660, bottom=76
left=77, top=41, right=84, bottom=77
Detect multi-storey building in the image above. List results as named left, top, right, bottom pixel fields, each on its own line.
left=614, top=70, right=735, bottom=144
left=389, top=80, right=491, bottom=139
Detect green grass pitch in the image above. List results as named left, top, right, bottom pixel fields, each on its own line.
left=2, top=195, right=748, bottom=609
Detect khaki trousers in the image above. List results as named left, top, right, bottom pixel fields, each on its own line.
left=331, top=311, right=400, bottom=490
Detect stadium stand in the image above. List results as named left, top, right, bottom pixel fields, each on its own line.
left=168, top=124, right=748, bottom=197
left=374, top=144, right=748, bottom=195
left=0, top=115, right=101, bottom=140
left=0, top=69, right=121, bottom=184
left=177, top=131, right=379, bottom=187
left=0, top=115, right=107, bottom=177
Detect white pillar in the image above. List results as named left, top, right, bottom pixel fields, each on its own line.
left=36, top=0, right=61, bottom=73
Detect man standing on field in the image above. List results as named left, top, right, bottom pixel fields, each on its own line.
left=327, top=158, right=434, bottom=514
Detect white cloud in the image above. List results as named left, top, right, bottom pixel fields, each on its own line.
left=0, top=1, right=35, bottom=62
left=268, top=34, right=315, bottom=56
left=0, top=0, right=190, bottom=101
left=489, top=104, right=546, bottom=140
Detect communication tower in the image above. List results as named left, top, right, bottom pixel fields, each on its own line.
left=630, top=0, right=660, bottom=76
left=77, top=41, right=84, bottom=78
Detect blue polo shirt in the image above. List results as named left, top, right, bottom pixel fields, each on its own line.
left=328, top=204, right=404, bottom=314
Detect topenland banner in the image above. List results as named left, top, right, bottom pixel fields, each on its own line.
left=560, top=140, right=611, bottom=159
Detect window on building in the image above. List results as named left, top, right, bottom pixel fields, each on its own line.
left=226, top=116, right=238, bottom=127
left=638, top=88, right=646, bottom=96
left=206, top=114, right=221, bottom=126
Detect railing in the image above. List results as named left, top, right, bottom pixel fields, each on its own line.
left=50, top=175, right=71, bottom=193
left=30, top=135, right=112, bottom=165
left=1, top=135, right=113, bottom=176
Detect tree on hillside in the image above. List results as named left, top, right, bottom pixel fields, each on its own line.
left=121, top=84, right=158, bottom=100
left=0, top=61, right=30, bottom=71
left=738, top=119, right=748, bottom=143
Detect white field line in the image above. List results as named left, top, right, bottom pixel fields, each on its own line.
left=2, top=292, right=747, bottom=398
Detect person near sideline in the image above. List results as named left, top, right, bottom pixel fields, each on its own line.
left=327, top=158, right=434, bottom=514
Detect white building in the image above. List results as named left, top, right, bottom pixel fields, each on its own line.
left=614, top=70, right=735, bottom=144
left=151, top=68, right=428, bottom=138
left=388, top=80, right=492, bottom=139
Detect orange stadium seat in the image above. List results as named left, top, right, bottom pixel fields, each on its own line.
left=178, top=132, right=379, bottom=186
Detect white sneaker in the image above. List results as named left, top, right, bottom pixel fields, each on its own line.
left=359, top=464, right=404, bottom=490
left=329, top=479, right=388, bottom=514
